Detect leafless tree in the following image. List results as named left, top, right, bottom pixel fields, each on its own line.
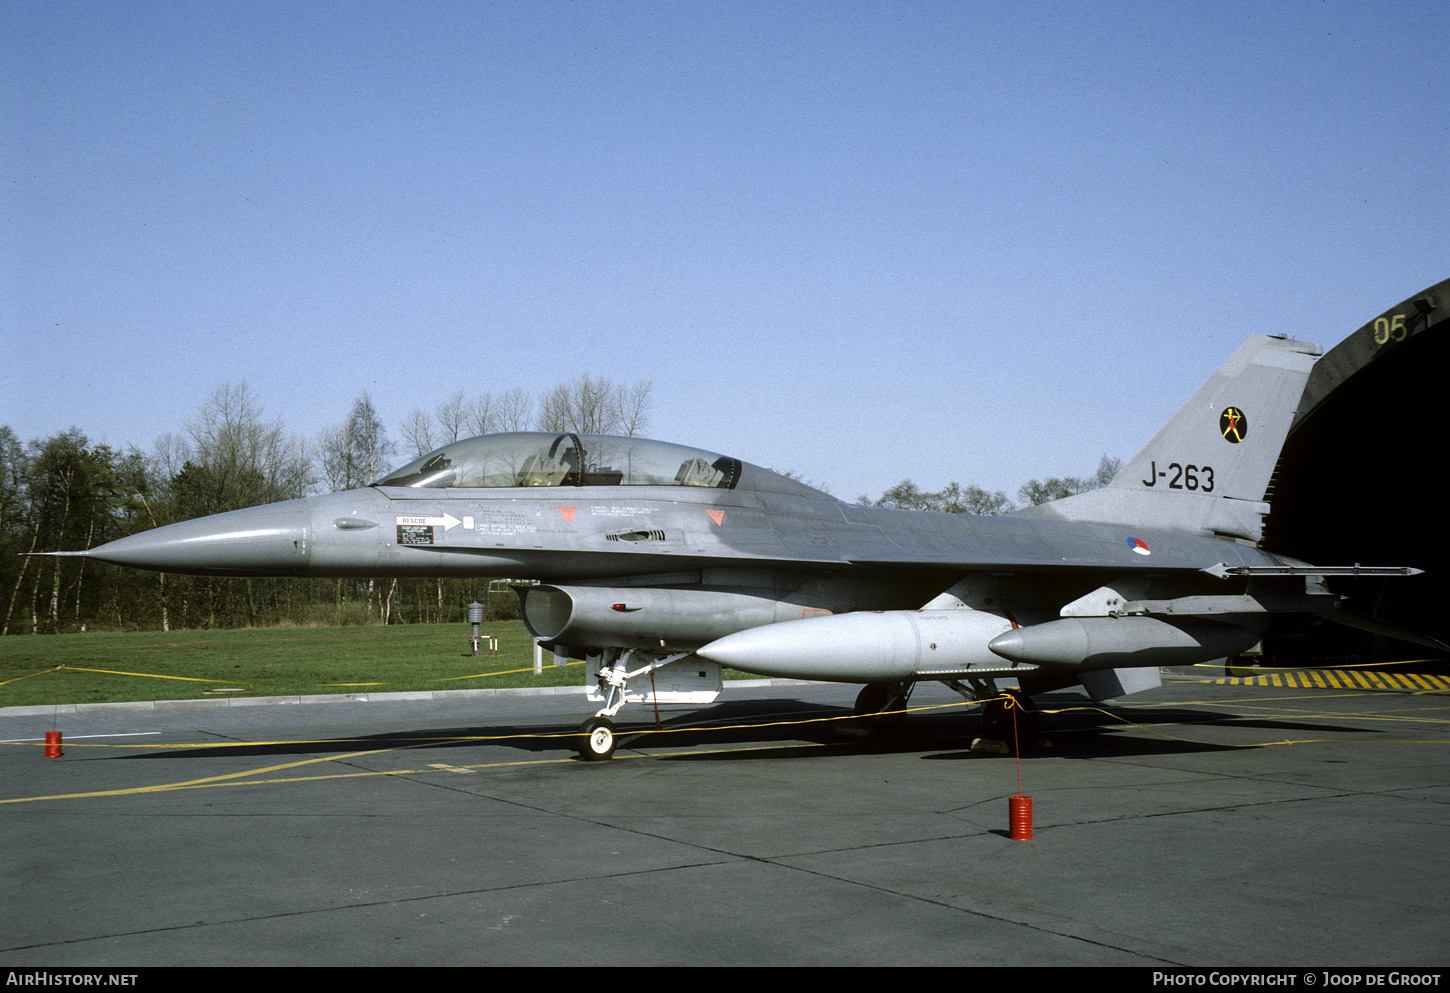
left=466, top=393, right=497, bottom=438
left=174, top=382, right=314, bottom=514
left=435, top=390, right=471, bottom=445
left=319, top=393, right=396, bottom=492
left=536, top=376, right=654, bottom=436
left=398, top=377, right=636, bottom=463
left=615, top=380, right=653, bottom=437
left=495, top=387, right=533, bottom=432
left=399, top=409, right=436, bottom=457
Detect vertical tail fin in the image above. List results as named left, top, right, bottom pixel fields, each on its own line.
left=1015, top=335, right=1321, bottom=542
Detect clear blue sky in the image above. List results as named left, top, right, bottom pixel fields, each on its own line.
left=4, top=1, right=1446, bottom=501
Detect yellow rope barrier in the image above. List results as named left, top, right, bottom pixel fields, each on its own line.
left=4, top=686, right=1446, bottom=805
left=0, top=659, right=587, bottom=692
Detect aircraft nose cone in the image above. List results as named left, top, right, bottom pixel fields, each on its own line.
left=86, top=500, right=312, bottom=576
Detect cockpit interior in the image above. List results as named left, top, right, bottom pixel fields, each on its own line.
left=374, top=432, right=828, bottom=499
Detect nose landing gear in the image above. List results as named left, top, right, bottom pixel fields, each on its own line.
left=573, top=649, right=692, bottom=761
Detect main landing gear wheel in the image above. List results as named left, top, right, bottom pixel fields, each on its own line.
left=853, top=682, right=909, bottom=732
left=577, top=717, right=617, bottom=761
left=1226, top=655, right=1260, bottom=678
left=854, top=682, right=889, bottom=716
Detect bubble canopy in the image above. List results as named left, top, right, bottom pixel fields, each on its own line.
left=373, top=432, right=831, bottom=499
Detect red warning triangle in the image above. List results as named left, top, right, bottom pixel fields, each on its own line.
left=707, top=509, right=725, bottom=526
left=557, top=506, right=577, bottom=524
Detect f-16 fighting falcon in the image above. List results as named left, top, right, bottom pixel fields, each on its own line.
left=42, top=335, right=1427, bottom=759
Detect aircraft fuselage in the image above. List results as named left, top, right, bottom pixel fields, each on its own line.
left=82, top=483, right=1283, bottom=591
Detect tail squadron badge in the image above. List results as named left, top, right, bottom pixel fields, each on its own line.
left=1220, top=406, right=1247, bottom=443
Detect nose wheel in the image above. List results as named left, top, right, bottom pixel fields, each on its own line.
left=577, top=717, right=617, bottom=761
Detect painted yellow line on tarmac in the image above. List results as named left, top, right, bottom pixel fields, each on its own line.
left=0, top=748, right=391, bottom=804
left=5, top=682, right=1444, bottom=806
left=0, top=707, right=948, bottom=805
left=0, top=738, right=832, bottom=804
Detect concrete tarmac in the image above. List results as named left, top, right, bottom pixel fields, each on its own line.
left=2, top=674, right=1447, bottom=967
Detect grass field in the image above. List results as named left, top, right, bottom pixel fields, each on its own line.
left=0, top=622, right=590, bottom=709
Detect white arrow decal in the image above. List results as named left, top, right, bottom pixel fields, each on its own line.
left=397, top=513, right=462, bottom=531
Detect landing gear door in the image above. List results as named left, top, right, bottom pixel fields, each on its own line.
left=585, top=654, right=724, bottom=705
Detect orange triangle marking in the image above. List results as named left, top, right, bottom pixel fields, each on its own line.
left=557, top=506, right=577, bottom=524
left=707, top=509, right=725, bottom=526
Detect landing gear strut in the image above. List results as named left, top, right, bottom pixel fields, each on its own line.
left=940, top=678, right=1041, bottom=754
left=573, top=649, right=690, bottom=761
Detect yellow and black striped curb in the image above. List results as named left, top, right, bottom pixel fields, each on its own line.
left=1212, top=669, right=1449, bottom=691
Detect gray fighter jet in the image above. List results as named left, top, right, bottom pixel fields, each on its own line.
left=49, top=335, right=1426, bottom=759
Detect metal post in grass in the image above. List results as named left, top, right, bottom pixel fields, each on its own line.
left=467, top=602, right=485, bottom=657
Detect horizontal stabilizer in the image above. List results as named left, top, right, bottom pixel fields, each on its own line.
left=1322, top=609, right=1450, bottom=655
